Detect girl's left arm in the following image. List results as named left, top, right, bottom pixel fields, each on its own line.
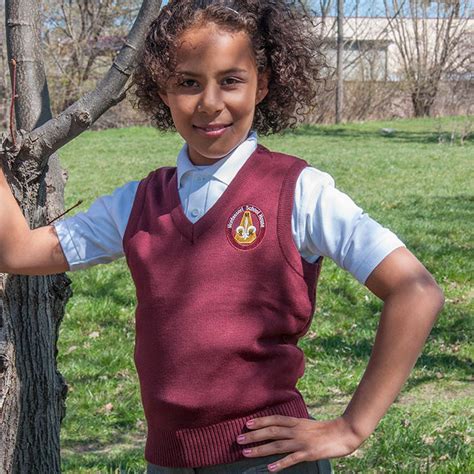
left=338, top=246, right=444, bottom=441
left=236, top=247, right=444, bottom=472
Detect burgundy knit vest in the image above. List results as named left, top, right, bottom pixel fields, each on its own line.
left=123, top=145, right=322, bottom=468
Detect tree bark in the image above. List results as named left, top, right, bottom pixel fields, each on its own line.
left=0, top=0, right=162, bottom=472
left=1, top=2, right=69, bottom=471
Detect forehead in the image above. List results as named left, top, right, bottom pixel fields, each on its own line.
left=175, top=24, right=256, bottom=73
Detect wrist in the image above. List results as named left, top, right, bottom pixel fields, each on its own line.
left=340, top=412, right=373, bottom=447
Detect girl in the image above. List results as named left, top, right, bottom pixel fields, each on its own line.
left=0, top=1, right=444, bottom=473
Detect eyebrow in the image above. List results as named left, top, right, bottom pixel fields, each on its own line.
left=175, top=68, right=249, bottom=76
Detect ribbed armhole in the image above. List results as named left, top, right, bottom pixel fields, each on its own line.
left=277, top=160, right=312, bottom=277
left=277, top=158, right=323, bottom=323
left=122, top=175, right=150, bottom=255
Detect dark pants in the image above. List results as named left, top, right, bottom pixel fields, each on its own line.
left=147, top=455, right=332, bottom=473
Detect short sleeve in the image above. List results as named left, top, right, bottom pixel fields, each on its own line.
left=292, top=167, right=405, bottom=284
left=53, top=181, right=139, bottom=271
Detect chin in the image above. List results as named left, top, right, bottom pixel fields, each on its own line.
left=201, top=145, right=235, bottom=160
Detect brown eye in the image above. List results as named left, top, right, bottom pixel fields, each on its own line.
left=222, top=77, right=242, bottom=86
left=180, top=79, right=199, bottom=88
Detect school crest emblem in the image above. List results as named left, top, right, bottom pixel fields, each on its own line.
left=226, top=204, right=266, bottom=250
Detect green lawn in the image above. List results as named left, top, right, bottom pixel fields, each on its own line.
left=58, top=117, right=473, bottom=473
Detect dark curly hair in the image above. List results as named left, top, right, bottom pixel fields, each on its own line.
left=132, top=0, right=326, bottom=134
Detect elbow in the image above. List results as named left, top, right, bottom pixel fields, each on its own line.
left=417, top=276, right=445, bottom=322
left=432, top=282, right=445, bottom=315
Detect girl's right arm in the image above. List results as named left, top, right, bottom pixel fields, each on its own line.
left=0, top=167, right=69, bottom=275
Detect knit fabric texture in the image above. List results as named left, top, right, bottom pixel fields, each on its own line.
left=123, top=146, right=322, bottom=467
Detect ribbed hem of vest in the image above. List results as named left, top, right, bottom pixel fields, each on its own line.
left=144, top=395, right=310, bottom=468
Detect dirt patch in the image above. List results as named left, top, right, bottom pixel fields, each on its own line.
left=395, top=380, right=473, bottom=405
left=309, top=380, right=473, bottom=419
left=62, top=432, right=145, bottom=456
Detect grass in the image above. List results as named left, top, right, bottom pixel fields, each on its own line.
left=58, top=116, right=473, bottom=473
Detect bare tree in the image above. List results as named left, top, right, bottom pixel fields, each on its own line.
left=384, top=0, right=471, bottom=117
left=0, top=1, right=162, bottom=472
left=308, top=1, right=398, bottom=122
left=335, top=0, right=344, bottom=123
left=42, top=0, right=142, bottom=112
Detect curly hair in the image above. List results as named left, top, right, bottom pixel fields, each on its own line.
left=132, top=0, right=326, bottom=134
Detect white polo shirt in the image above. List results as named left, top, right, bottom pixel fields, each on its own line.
left=54, top=132, right=404, bottom=284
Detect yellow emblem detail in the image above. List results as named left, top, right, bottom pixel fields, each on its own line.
left=234, top=210, right=257, bottom=245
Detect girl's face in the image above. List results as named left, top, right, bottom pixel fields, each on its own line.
left=159, top=24, right=269, bottom=165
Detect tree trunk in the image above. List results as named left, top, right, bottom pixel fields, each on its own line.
left=0, top=0, right=161, bottom=471
left=411, top=87, right=436, bottom=117
left=335, top=0, right=344, bottom=123
left=1, top=1, right=71, bottom=472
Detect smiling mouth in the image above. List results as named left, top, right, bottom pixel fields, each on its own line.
left=193, top=124, right=232, bottom=137
left=194, top=124, right=232, bottom=131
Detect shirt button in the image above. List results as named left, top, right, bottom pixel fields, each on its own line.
left=191, top=209, right=201, bottom=217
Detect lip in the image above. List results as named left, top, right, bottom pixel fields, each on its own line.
left=193, top=123, right=232, bottom=138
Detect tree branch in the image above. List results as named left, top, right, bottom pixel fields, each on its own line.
left=12, top=0, right=162, bottom=166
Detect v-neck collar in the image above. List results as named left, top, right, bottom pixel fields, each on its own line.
left=169, top=145, right=269, bottom=243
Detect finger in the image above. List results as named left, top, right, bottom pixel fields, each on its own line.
left=245, top=415, right=299, bottom=429
left=241, top=440, right=301, bottom=458
left=266, top=451, right=308, bottom=472
left=237, top=426, right=293, bottom=445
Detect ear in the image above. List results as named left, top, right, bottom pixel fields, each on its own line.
left=159, top=91, right=170, bottom=107
left=255, top=69, right=270, bottom=105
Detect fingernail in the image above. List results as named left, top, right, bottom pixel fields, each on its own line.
left=243, top=448, right=252, bottom=455
left=246, top=419, right=255, bottom=427
left=268, top=463, right=278, bottom=471
left=237, top=435, right=245, bottom=442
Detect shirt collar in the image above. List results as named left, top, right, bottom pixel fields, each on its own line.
left=176, top=132, right=258, bottom=188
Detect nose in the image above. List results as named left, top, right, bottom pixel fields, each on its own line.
left=197, top=84, right=224, bottom=114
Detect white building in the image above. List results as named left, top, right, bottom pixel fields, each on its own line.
left=318, top=16, right=474, bottom=82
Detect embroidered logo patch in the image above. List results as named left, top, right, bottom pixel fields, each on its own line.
left=226, top=204, right=266, bottom=250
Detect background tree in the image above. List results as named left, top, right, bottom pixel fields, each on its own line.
left=335, top=0, right=344, bottom=123
left=384, top=0, right=471, bottom=117
left=41, top=0, right=142, bottom=112
left=0, top=0, right=161, bottom=472
left=305, top=0, right=397, bottom=122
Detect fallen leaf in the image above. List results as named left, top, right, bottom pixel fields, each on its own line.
left=88, top=331, right=100, bottom=339
left=422, top=435, right=435, bottom=445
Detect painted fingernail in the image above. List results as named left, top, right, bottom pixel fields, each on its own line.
left=237, top=435, right=245, bottom=442
left=246, top=419, right=255, bottom=427
left=243, top=448, right=252, bottom=455
left=268, top=463, right=278, bottom=471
